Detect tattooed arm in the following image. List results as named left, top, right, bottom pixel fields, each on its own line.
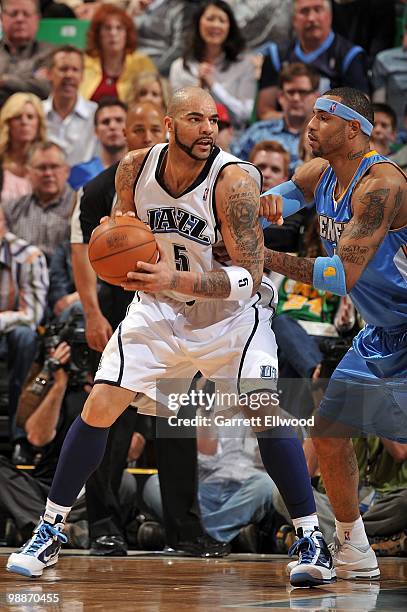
left=335, top=164, right=405, bottom=291
left=113, top=148, right=150, bottom=216
left=264, top=164, right=406, bottom=290
left=214, top=165, right=264, bottom=294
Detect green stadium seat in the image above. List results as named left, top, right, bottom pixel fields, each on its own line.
left=37, top=19, right=90, bottom=49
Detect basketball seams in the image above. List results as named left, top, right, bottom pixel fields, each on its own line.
left=89, top=224, right=153, bottom=249
left=89, top=238, right=156, bottom=263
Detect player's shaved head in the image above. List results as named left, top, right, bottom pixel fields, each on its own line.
left=167, top=87, right=217, bottom=118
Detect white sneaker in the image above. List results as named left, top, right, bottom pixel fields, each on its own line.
left=288, top=528, right=336, bottom=587
left=329, top=535, right=380, bottom=580
left=7, top=517, right=67, bottom=578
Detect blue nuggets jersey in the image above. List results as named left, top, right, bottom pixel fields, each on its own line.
left=315, top=150, right=407, bottom=328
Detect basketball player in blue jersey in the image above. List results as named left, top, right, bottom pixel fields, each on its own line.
left=7, top=86, right=334, bottom=588
left=260, top=86, right=407, bottom=581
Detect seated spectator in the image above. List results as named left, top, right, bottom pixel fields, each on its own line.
left=79, top=4, right=156, bottom=105
left=44, top=46, right=99, bottom=167
left=69, top=97, right=128, bottom=190
left=0, top=204, right=49, bottom=457
left=276, top=436, right=407, bottom=554
left=250, top=140, right=289, bottom=193
left=0, top=0, right=54, bottom=107
left=371, top=103, right=397, bottom=157
left=169, top=0, right=257, bottom=130
left=257, top=0, right=369, bottom=119
left=129, top=71, right=169, bottom=113
left=215, top=103, right=234, bottom=152
left=0, top=93, right=47, bottom=203
left=372, top=14, right=407, bottom=131
left=232, top=63, right=319, bottom=173
left=143, top=412, right=277, bottom=551
left=132, top=0, right=191, bottom=77
left=48, top=240, right=81, bottom=322
left=3, top=142, right=73, bottom=262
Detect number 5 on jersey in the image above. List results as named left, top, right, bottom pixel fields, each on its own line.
left=173, top=244, right=190, bottom=271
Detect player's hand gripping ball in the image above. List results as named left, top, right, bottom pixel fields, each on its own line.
left=88, top=216, right=158, bottom=286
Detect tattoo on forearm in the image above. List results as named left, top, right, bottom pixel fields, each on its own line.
left=339, top=244, right=369, bottom=265
left=264, top=249, right=315, bottom=284
left=193, top=270, right=231, bottom=298
left=223, top=178, right=263, bottom=289
left=349, top=188, right=390, bottom=239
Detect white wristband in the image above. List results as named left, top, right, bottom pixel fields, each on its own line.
left=224, top=266, right=253, bottom=301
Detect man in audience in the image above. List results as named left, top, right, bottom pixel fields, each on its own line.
left=4, top=142, right=73, bottom=262
left=0, top=205, right=49, bottom=461
left=43, top=46, right=98, bottom=167
left=69, top=98, right=128, bottom=191
left=0, top=0, right=53, bottom=106
left=249, top=140, right=289, bottom=193
left=257, top=0, right=369, bottom=119
left=371, top=103, right=397, bottom=157
left=232, top=63, right=319, bottom=173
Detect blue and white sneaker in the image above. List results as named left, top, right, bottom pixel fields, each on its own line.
left=288, top=527, right=336, bottom=587
left=7, top=516, right=68, bottom=578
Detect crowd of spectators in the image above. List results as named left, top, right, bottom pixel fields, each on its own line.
left=0, top=0, right=406, bottom=557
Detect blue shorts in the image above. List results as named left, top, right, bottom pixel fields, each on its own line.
left=318, top=323, right=407, bottom=442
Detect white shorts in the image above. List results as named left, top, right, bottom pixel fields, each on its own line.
left=94, top=282, right=278, bottom=416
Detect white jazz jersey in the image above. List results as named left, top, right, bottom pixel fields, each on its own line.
left=95, top=144, right=279, bottom=415
left=134, top=143, right=262, bottom=302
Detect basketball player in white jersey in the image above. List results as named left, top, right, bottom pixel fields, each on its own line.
left=8, top=87, right=333, bottom=588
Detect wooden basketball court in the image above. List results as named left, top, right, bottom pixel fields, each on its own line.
left=1, top=550, right=407, bottom=610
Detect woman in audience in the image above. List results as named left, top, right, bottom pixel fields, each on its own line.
left=80, top=3, right=156, bottom=105
left=169, top=0, right=257, bottom=130
left=0, top=93, right=47, bottom=203
left=129, top=71, right=169, bottom=113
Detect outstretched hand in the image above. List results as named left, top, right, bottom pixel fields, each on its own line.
left=121, top=245, right=177, bottom=293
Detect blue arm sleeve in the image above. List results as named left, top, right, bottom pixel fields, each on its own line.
left=260, top=180, right=310, bottom=228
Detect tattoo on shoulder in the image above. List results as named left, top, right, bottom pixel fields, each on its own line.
left=116, top=153, right=143, bottom=192
left=349, top=188, right=390, bottom=239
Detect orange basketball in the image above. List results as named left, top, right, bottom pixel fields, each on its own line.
left=88, top=216, right=158, bottom=286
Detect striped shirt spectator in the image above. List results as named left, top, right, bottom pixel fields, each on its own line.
left=3, top=142, right=73, bottom=262
left=0, top=231, right=49, bottom=333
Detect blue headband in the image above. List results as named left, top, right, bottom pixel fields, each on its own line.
left=314, top=97, right=373, bottom=136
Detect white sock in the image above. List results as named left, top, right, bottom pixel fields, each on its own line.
left=335, top=516, right=369, bottom=548
left=44, top=499, right=71, bottom=525
left=292, top=514, right=319, bottom=537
